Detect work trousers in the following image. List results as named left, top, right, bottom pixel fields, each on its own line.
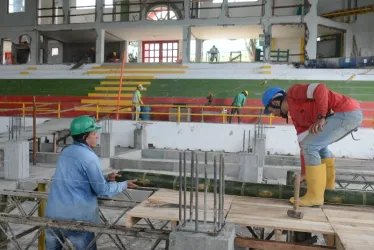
left=46, top=228, right=97, bottom=250
left=300, top=110, right=363, bottom=166
left=228, top=107, right=241, bottom=123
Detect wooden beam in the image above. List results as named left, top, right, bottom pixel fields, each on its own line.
left=235, top=237, right=336, bottom=250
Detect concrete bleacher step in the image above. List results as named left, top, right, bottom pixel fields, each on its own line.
left=95, top=86, right=147, bottom=91
left=75, top=106, right=132, bottom=112
left=100, top=81, right=151, bottom=85
left=92, top=65, right=188, bottom=69
left=81, top=99, right=132, bottom=106
left=87, top=70, right=185, bottom=75
left=88, top=93, right=132, bottom=98
left=105, top=76, right=155, bottom=79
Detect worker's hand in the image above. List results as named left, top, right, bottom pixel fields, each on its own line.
left=309, top=118, right=326, bottom=135
left=126, top=179, right=138, bottom=189
left=107, top=172, right=121, bottom=182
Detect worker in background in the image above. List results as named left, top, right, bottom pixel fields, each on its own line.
left=45, top=116, right=138, bottom=249
left=262, top=84, right=362, bottom=207
left=107, top=52, right=119, bottom=62
left=205, top=92, right=214, bottom=106
left=209, top=45, right=219, bottom=62
left=132, top=84, right=144, bottom=120
left=228, top=90, right=248, bottom=124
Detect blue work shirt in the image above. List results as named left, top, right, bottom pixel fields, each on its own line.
left=46, top=142, right=127, bottom=223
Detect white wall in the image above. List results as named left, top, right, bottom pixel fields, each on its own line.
left=349, top=12, right=374, bottom=57
left=273, top=38, right=301, bottom=62
left=273, top=0, right=300, bottom=16
left=106, top=120, right=374, bottom=160
left=0, top=117, right=50, bottom=134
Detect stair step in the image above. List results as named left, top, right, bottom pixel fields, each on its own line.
left=88, top=70, right=185, bottom=75
left=92, top=65, right=188, bottom=69
left=81, top=99, right=132, bottom=106
left=75, top=106, right=132, bottom=112
left=100, top=81, right=151, bottom=85
left=105, top=76, right=155, bottom=79
left=88, top=93, right=132, bottom=98
left=95, top=87, right=147, bottom=91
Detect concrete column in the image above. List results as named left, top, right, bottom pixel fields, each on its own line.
left=100, top=133, right=115, bottom=157
left=184, top=0, right=190, bottom=19
left=169, top=223, right=235, bottom=250
left=95, top=28, right=105, bottom=64
left=28, top=31, right=40, bottom=65
left=140, top=0, right=147, bottom=20
left=4, top=140, right=29, bottom=180
left=238, top=153, right=262, bottom=183
left=134, top=127, right=148, bottom=149
left=263, top=0, right=272, bottom=18
left=96, top=0, right=103, bottom=23
left=261, top=22, right=272, bottom=62
left=182, top=26, right=191, bottom=64
left=219, top=0, right=228, bottom=18
left=62, top=0, right=70, bottom=24
left=344, top=29, right=353, bottom=58
left=195, top=39, right=202, bottom=62
left=137, top=40, right=142, bottom=63
left=254, top=137, right=266, bottom=168
left=305, top=22, right=317, bottom=60
left=119, top=41, right=127, bottom=61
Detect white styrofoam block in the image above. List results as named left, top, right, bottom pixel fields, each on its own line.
left=4, top=140, right=29, bottom=180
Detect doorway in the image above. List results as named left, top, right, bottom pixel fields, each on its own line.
left=142, top=40, right=179, bottom=63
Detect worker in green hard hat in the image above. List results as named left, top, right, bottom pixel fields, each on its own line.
left=45, top=115, right=138, bottom=249
left=228, top=90, right=248, bottom=124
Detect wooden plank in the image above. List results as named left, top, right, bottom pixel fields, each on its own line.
left=126, top=189, right=234, bottom=228
left=324, top=207, right=374, bottom=250
left=226, top=196, right=334, bottom=234
left=235, top=237, right=335, bottom=250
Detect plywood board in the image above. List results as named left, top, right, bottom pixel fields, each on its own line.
left=226, top=196, right=334, bottom=234
left=126, top=189, right=234, bottom=228
left=324, top=206, right=374, bottom=250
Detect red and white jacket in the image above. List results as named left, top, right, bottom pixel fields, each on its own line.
left=287, top=83, right=361, bottom=173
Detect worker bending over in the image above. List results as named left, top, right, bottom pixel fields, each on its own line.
left=262, top=84, right=362, bottom=207
left=228, top=90, right=248, bottom=124
left=132, top=84, right=144, bottom=120
left=46, top=116, right=137, bottom=249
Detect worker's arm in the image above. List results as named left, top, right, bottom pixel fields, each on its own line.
left=137, top=91, right=143, bottom=105
left=241, top=96, right=246, bottom=107
left=85, top=158, right=127, bottom=198
left=287, top=83, right=329, bottom=116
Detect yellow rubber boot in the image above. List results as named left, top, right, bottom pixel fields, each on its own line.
left=322, top=158, right=335, bottom=190
left=290, top=164, right=326, bottom=207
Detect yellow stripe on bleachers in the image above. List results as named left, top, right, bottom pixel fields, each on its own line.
left=87, top=70, right=185, bottom=75
left=95, top=87, right=147, bottom=91
left=100, top=81, right=151, bottom=85
left=105, top=76, right=155, bottom=80
left=81, top=99, right=132, bottom=106
left=92, top=65, right=189, bottom=69
left=88, top=93, right=132, bottom=98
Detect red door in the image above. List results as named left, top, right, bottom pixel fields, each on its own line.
left=142, top=40, right=179, bottom=63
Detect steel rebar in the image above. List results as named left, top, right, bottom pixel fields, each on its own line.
left=254, top=127, right=257, bottom=153
left=179, top=151, right=182, bottom=224
left=242, top=130, right=246, bottom=152
left=213, top=156, right=218, bottom=234
left=204, top=164, right=207, bottom=224
left=219, top=154, right=225, bottom=230
left=247, top=130, right=251, bottom=152
left=205, top=151, right=207, bottom=165
left=190, top=151, right=194, bottom=222
left=33, top=96, right=37, bottom=166
left=218, top=155, right=222, bottom=229
left=183, top=151, right=187, bottom=226
left=195, top=154, right=199, bottom=232
left=222, top=154, right=225, bottom=228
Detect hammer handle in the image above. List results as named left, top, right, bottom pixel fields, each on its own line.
left=293, top=174, right=301, bottom=211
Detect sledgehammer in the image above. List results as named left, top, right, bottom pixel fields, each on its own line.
left=287, top=174, right=304, bottom=219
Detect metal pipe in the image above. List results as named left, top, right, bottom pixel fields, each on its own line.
left=190, top=151, right=194, bottom=222
left=204, top=164, right=207, bottom=224
left=213, top=156, right=217, bottom=234
left=242, top=130, right=246, bottom=152
left=179, top=151, right=182, bottom=224
left=183, top=151, right=187, bottom=226
left=195, top=154, right=199, bottom=232
left=33, top=96, right=37, bottom=166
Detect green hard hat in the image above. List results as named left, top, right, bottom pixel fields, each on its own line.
left=70, top=116, right=102, bottom=136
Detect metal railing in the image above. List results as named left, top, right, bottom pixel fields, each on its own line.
left=0, top=101, right=373, bottom=127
